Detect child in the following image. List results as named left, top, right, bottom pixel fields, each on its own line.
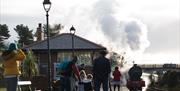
left=87, top=74, right=93, bottom=81
left=112, top=66, right=121, bottom=91
left=85, top=74, right=93, bottom=91
left=78, top=70, right=87, bottom=91
left=79, top=70, right=87, bottom=81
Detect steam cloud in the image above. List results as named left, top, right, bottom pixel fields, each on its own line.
left=92, top=0, right=150, bottom=53
left=60, top=0, right=150, bottom=62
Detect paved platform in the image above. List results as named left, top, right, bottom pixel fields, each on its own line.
left=100, top=86, right=129, bottom=91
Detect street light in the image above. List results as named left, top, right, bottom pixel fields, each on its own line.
left=70, top=25, right=76, bottom=56
left=43, top=0, right=52, bottom=91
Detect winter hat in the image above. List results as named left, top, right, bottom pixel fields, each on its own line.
left=8, top=43, right=17, bottom=51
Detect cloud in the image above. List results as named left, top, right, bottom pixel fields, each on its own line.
left=92, top=0, right=150, bottom=53
left=124, top=20, right=150, bottom=51
left=1, top=0, right=179, bottom=63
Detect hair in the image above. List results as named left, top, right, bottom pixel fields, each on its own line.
left=115, top=66, right=119, bottom=70
left=72, top=56, right=78, bottom=63
left=79, top=70, right=87, bottom=79
left=87, top=74, right=93, bottom=80
left=134, top=64, right=137, bottom=67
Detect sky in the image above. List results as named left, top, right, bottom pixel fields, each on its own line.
left=0, top=0, right=179, bottom=64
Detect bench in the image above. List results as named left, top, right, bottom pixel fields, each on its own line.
left=18, top=81, right=32, bottom=91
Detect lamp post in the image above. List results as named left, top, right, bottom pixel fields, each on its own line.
left=43, top=0, right=52, bottom=91
left=70, top=25, right=76, bottom=56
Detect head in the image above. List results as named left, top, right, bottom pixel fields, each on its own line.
left=71, top=56, right=78, bottom=63
left=80, top=70, right=86, bottom=79
left=8, top=43, right=17, bottom=51
left=115, top=66, right=119, bottom=70
left=134, top=64, right=137, bottom=67
left=99, top=50, right=108, bottom=57
left=87, top=74, right=93, bottom=80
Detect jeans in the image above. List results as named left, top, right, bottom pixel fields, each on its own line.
left=94, top=78, right=109, bottom=91
left=4, top=76, right=18, bottom=91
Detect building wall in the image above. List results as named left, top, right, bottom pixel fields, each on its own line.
left=37, top=52, right=57, bottom=79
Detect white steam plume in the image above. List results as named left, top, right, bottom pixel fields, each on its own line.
left=92, top=0, right=150, bottom=56
left=59, top=0, right=150, bottom=63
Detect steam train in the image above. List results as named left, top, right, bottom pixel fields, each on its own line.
left=126, top=64, right=145, bottom=91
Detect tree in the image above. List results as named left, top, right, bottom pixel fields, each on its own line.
left=109, top=51, right=127, bottom=68
left=14, top=24, right=34, bottom=47
left=21, top=49, right=39, bottom=80
left=43, top=23, right=64, bottom=37
left=0, top=24, right=10, bottom=50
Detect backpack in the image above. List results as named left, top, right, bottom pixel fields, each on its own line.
left=58, top=61, right=71, bottom=74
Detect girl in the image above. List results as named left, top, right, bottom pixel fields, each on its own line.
left=112, top=66, right=121, bottom=91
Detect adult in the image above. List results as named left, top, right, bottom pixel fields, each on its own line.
left=59, top=56, right=81, bottom=91
left=92, top=50, right=111, bottom=91
left=1, top=43, right=26, bottom=91
left=112, top=66, right=121, bottom=91
left=128, top=64, right=142, bottom=81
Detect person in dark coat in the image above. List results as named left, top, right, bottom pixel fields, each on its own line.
left=92, top=50, right=111, bottom=91
left=128, top=64, right=142, bottom=81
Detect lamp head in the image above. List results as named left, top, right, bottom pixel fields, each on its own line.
left=43, top=0, right=51, bottom=12
left=70, top=25, right=76, bottom=34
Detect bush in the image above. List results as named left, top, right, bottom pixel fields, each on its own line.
left=167, top=71, right=179, bottom=88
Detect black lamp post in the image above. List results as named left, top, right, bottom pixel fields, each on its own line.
left=70, top=25, right=76, bottom=56
left=43, top=0, right=52, bottom=91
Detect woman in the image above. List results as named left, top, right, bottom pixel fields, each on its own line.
left=2, top=43, right=26, bottom=91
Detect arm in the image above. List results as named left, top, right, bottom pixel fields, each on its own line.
left=107, top=60, right=111, bottom=74
left=112, top=71, right=115, bottom=76
left=72, top=64, right=81, bottom=81
left=15, top=49, right=26, bottom=61
left=119, top=71, right=121, bottom=77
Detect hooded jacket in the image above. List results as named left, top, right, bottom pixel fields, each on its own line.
left=2, top=49, right=26, bottom=76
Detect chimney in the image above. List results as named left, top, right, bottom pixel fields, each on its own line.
left=36, top=23, right=44, bottom=41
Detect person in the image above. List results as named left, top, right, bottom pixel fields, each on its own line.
left=127, top=64, right=144, bottom=91
left=92, top=50, right=111, bottom=91
left=85, top=74, right=93, bottom=91
left=78, top=64, right=85, bottom=71
left=1, top=43, right=26, bottom=91
left=112, top=66, right=121, bottom=91
left=77, top=70, right=87, bottom=91
left=87, top=74, right=93, bottom=81
left=79, top=71, right=93, bottom=91
left=128, top=64, right=142, bottom=81
left=79, top=70, right=87, bottom=81
left=59, top=56, right=81, bottom=91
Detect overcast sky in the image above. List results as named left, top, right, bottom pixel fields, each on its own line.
left=0, top=0, right=179, bottom=64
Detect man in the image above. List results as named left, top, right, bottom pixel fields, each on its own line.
left=59, top=56, right=81, bottom=91
left=127, top=64, right=144, bottom=91
left=93, top=50, right=111, bottom=91
left=128, top=64, right=142, bottom=81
